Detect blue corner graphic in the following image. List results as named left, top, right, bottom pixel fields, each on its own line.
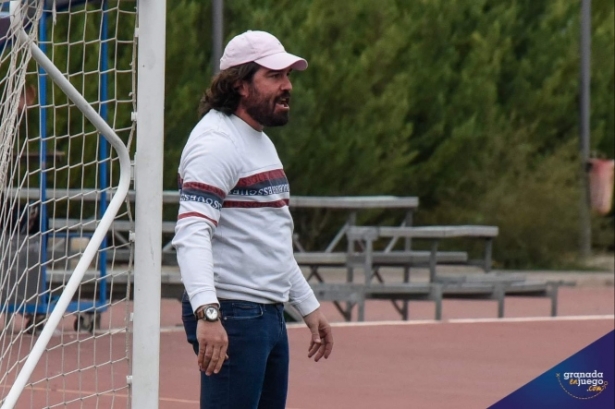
left=489, top=330, right=614, bottom=409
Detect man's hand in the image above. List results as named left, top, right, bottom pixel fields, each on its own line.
left=303, top=308, right=333, bottom=362
left=196, top=319, right=228, bottom=375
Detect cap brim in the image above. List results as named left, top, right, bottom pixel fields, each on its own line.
left=254, top=52, right=308, bottom=71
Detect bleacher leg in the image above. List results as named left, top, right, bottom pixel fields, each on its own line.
left=484, top=238, right=493, bottom=273
left=495, top=284, right=505, bottom=318
left=550, top=284, right=559, bottom=317
left=433, top=284, right=443, bottom=320
left=429, top=240, right=439, bottom=282
left=345, top=266, right=354, bottom=321
left=401, top=303, right=408, bottom=321
left=357, top=300, right=365, bottom=322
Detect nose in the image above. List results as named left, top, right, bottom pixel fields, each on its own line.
left=281, top=75, right=292, bottom=92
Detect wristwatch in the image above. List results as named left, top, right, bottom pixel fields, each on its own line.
left=195, top=305, right=220, bottom=322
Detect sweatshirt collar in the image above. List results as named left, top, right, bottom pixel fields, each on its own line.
left=230, top=113, right=264, bottom=137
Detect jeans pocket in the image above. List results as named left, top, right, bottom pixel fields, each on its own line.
left=222, top=301, right=263, bottom=320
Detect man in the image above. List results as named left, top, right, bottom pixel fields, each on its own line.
left=173, top=30, right=334, bottom=409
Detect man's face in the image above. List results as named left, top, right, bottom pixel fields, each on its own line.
left=240, top=67, right=293, bottom=127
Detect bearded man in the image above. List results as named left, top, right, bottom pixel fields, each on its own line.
left=173, top=30, right=333, bottom=409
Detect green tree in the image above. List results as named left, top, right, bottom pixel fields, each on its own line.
left=160, top=0, right=614, bottom=266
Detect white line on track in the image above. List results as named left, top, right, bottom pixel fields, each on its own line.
left=156, top=314, right=614, bottom=333
left=14, top=315, right=614, bottom=336
left=286, top=314, right=615, bottom=329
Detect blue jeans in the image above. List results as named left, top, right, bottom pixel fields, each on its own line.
left=181, top=292, right=289, bottom=409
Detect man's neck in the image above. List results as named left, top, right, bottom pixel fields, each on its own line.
left=234, top=107, right=263, bottom=131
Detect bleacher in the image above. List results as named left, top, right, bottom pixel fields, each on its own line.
left=10, top=188, right=575, bottom=321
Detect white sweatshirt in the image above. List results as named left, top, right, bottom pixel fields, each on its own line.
left=172, top=110, right=319, bottom=317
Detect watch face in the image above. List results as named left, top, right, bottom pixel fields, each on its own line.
left=205, top=307, right=219, bottom=321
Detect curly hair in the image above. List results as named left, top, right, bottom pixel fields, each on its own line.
left=198, top=62, right=261, bottom=118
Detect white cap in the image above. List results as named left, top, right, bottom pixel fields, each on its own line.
left=219, top=30, right=308, bottom=71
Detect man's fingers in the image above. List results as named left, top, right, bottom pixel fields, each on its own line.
left=212, top=345, right=228, bottom=374
left=200, top=339, right=229, bottom=375
left=312, top=333, right=330, bottom=362
left=200, top=344, right=215, bottom=372
left=197, top=343, right=206, bottom=369
left=322, top=328, right=334, bottom=359
left=311, top=327, right=334, bottom=362
left=307, top=332, right=321, bottom=358
left=196, top=320, right=229, bottom=374
left=205, top=347, right=221, bottom=376
left=303, top=311, right=334, bottom=363
left=312, top=342, right=325, bottom=362
left=307, top=340, right=321, bottom=358
left=314, top=336, right=334, bottom=362
left=323, top=337, right=333, bottom=359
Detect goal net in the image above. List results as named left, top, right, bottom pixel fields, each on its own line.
left=1, top=1, right=137, bottom=407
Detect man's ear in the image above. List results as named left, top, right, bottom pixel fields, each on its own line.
left=235, top=80, right=249, bottom=98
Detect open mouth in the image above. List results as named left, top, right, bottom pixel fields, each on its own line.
left=275, top=96, right=290, bottom=110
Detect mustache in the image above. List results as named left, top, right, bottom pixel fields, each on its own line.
left=276, top=91, right=291, bottom=101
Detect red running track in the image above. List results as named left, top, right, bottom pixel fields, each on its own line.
left=156, top=286, right=615, bottom=408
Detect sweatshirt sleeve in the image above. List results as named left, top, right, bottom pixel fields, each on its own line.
left=172, top=131, right=240, bottom=312
left=288, top=263, right=320, bottom=317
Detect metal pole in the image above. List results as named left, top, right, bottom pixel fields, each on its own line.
left=212, top=0, right=223, bottom=75
left=98, top=0, right=109, bottom=313
left=579, top=0, right=591, bottom=259
left=38, top=8, right=49, bottom=309
left=132, top=0, right=166, bottom=407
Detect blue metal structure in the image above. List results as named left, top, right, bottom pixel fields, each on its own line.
left=2, top=0, right=110, bottom=332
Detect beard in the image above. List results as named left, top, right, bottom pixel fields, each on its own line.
left=243, top=86, right=290, bottom=127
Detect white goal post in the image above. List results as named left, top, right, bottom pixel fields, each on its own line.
left=0, top=0, right=164, bottom=407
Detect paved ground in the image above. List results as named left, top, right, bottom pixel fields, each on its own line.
left=157, top=266, right=615, bottom=408
left=4, top=291, right=611, bottom=409
left=2, top=259, right=613, bottom=408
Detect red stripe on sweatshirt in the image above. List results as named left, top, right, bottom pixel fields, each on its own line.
left=235, top=169, right=286, bottom=188
left=181, top=182, right=227, bottom=198
left=178, top=212, right=218, bottom=226
left=222, top=199, right=289, bottom=209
